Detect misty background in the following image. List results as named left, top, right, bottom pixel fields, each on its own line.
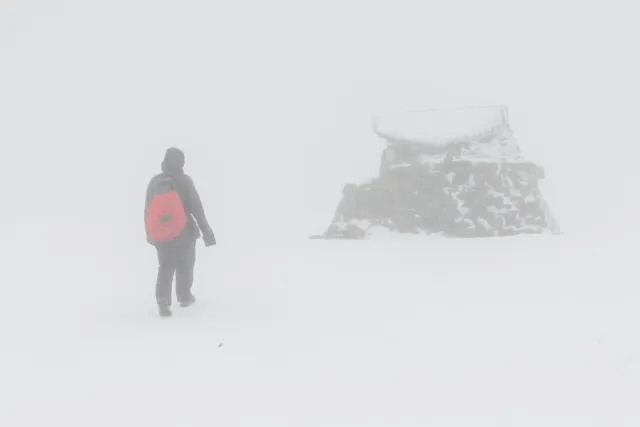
left=2, top=0, right=637, bottom=250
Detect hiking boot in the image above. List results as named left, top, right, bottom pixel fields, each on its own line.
left=180, top=295, right=196, bottom=308
left=158, top=300, right=172, bottom=317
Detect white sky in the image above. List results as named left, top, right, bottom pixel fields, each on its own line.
left=2, top=0, right=638, bottom=244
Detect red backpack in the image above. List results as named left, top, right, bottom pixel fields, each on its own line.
left=146, top=175, right=188, bottom=244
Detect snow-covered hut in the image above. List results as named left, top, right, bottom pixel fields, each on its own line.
left=318, top=105, right=559, bottom=239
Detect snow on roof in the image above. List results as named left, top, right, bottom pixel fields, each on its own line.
left=373, top=105, right=509, bottom=146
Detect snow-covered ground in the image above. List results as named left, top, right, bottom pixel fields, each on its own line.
left=3, top=227, right=640, bottom=426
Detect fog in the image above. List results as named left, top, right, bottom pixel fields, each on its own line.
left=3, top=2, right=640, bottom=425
left=2, top=0, right=638, bottom=246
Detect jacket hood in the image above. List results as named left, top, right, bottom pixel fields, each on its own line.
left=161, top=147, right=185, bottom=174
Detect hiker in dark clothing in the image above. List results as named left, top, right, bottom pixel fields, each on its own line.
left=144, top=147, right=216, bottom=317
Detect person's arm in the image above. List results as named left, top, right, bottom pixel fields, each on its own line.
left=185, top=175, right=216, bottom=245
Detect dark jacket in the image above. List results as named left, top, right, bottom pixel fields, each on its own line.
left=145, top=148, right=215, bottom=246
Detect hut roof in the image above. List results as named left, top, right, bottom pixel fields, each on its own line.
left=372, top=105, right=509, bottom=146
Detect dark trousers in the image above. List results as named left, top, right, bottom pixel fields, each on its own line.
left=155, top=239, right=196, bottom=305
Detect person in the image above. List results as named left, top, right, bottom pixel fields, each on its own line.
left=144, top=147, right=216, bottom=317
